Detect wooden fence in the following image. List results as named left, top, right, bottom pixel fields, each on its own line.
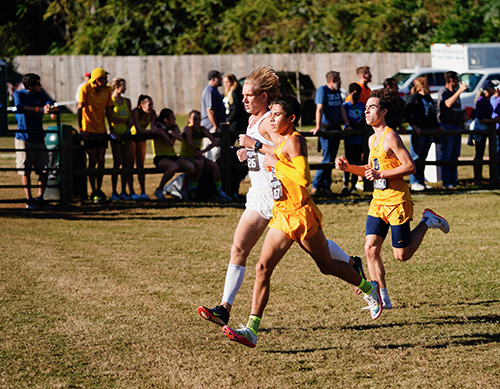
left=12, top=53, right=431, bottom=115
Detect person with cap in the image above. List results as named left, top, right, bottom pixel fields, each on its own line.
left=77, top=67, right=114, bottom=203
left=201, top=70, right=227, bottom=162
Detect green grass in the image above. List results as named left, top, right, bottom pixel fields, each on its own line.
left=0, top=192, right=499, bottom=388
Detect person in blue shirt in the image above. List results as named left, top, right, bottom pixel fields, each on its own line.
left=310, top=71, right=351, bottom=196
left=13, top=73, right=57, bottom=209
left=342, top=83, right=365, bottom=194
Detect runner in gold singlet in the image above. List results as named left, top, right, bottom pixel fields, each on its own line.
left=221, top=96, right=383, bottom=349
left=336, top=88, right=450, bottom=309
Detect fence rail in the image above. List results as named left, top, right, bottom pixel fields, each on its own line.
left=1, top=117, right=499, bottom=206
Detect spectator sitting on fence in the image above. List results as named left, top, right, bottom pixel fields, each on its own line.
left=179, top=110, right=232, bottom=201
left=109, top=77, right=134, bottom=201
left=152, top=108, right=197, bottom=201
left=223, top=74, right=249, bottom=145
left=129, top=95, right=159, bottom=200
left=78, top=67, right=114, bottom=204
left=13, top=73, right=58, bottom=210
left=342, top=83, right=365, bottom=195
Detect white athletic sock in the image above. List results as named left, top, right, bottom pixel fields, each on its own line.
left=327, top=239, right=350, bottom=263
left=221, top=264, right=246, bottom=306
left=380, top=287, right=393, bottom=308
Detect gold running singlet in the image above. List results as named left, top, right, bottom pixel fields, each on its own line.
left=268, top=132, right=322, bottom=241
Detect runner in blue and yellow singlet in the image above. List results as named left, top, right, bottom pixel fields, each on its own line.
left=336, top=88, right=450, bottom=309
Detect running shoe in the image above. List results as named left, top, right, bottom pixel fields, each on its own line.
left=422, top=208, right=450, bottom=233
left=197, top=305, right=230, bottom=326
left=93, top=190, right=107, bottom=204
left=26, top=199, right=38, bottom=210
left=139, top=193, right=150, bottom=200
left=130, top=193, right=141, bottom=200
left=111, top=193, right=121, bottom=201
left=363, top=281, right=383, bottom=320
left=35, top=196, right=53, bottom=209
left=218, top=189, right=232, bottom=202
left=352, top=256, right=366, bottom=295
left=119, top=192, right=132, bottom=201
left=222, top=325, right=257, bottom=348
left=154, top=188, right=166, bottom=201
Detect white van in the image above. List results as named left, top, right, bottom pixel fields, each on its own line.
left=371, top=66, right=450, bottom=100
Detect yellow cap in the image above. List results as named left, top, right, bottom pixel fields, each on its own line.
left=89, top=68, right=109, bottom=83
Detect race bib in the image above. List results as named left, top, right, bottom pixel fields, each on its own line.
left=373, top=178, right=387, bottom=190
left=271, top=171, right=283, bottom=201
left=246, top=149, right=260, bottom=172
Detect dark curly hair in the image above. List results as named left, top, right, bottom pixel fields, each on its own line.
left=369, top=88, right=399, bottom=111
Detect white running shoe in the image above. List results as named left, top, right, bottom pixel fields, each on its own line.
left=411, top=183, right=426, bottom=191
left=363, top=281, right=383, bottom=320
left=222, top=325, right=257, bottom=348
left=422, top=208, right=450, bottom=233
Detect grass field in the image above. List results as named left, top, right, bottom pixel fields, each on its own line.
left=0, top=191, right=499, bottom=388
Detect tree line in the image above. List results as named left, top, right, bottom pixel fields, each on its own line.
left=1, top=0, right=500, bottom=63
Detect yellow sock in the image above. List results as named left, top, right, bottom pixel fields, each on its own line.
left=357, top=277, right=373, bottom=294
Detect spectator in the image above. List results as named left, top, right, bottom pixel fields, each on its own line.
left=109, top=77, right=134, bottom=201
left=75, top=71, right=90, bottom=102
left=13, top=73, right=57, bottom=209
left=437, top=71, right=468, bottom=189
left=345, top=66, right=372, bottom=104
left=470, top=81, right=500, bottom=185
left=310, top=71, right=351, bottom=196
left=77, top=67, right=114, bottom=203
left=342, top=83, right=365, bottom=194
left=152, top=108, right=197, bottom=201
left=223, top=74, right=249, bottom=145
left=384, top=77, right=406, bottom=132
left=201, top=70, right=226, bottom=162
left=404, top=77, right=442, bottom=191
left=129, top=95, right=158, bottom=200
left=180, top=110, right=232, bottom=201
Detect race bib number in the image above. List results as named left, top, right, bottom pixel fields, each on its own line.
left=271, top=172, right=283, bottom=201
left=373, top=178, right=387, bottom=190
left=246, top=149, right=260, bottom=172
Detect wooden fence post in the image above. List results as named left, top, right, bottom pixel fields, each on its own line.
left=219, top=122, right=232, bottom=195
left=488, top=123, right=499, bottom=187
left=60, top=125, right=74, bottom=206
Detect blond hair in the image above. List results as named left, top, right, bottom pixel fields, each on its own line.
left=411, top=77, right=428, bottom=94
left=224, top=74, right=239, bottom=105
left=244, top=66, right=281, bottom=105
left=110, top=77, right=126, bottom=90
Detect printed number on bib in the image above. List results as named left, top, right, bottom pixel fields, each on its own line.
left=373, top=178, right=387, bottom=190
left=271, top=172, right=283, bottom=201
left=246, top=149, right=260, bottom=172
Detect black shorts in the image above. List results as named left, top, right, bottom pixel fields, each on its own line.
left=84, top=139, right=108, bottom=151
left=153, top=155, right=179, bottom=167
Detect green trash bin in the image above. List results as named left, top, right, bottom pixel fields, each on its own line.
left=44, top=125, right=61, bottom=200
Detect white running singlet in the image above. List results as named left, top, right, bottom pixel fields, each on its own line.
left=246, top=111, right=274, bottom=193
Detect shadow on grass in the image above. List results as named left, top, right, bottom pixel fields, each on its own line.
left=0, top=199, right=246, bottom=221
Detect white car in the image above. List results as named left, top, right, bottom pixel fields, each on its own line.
left=458, top=67, right=500, bottom=114
left=371, top=66, right=451, bottom=100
